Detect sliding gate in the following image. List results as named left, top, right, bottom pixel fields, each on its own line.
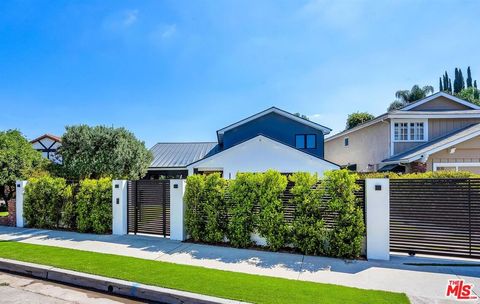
left=127, top=180, right=170, bottom=237
left=390, top=179, right=480, bottom=259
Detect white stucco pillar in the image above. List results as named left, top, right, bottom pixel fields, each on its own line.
left=15, top=180, right=27, bottom=228
left=366, top=178, right=390, bottom=260
left=112, top=180, right=128, bottom=235
left=170, top=179, right=186, bottom=241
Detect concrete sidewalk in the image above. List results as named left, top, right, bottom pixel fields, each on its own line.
left=1, top=226, right=479, bottom=303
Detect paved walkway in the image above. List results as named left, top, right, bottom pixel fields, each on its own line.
left=1, top=227, right=479, bottom=303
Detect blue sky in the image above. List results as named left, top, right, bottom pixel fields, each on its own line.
left=2, top=0, right=480, bottom=147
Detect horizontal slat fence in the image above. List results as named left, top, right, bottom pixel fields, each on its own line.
left=127, top=180, right=170, bottom=236
left=390, top=178, right=480, bottom=259
left=225, top=180, right=365, bottom=228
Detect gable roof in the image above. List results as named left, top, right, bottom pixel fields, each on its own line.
left=326, top=93, right=480, bottom=142
left=400, top=91, right=480, bottom=111
left=188, top=134, right=339, bottom=168
left=216, top=107, right=332, bottom=143
left=383, top=123, right=480, bottom=164
left=149, top=142, right=218, bottom=168
left=30, top=134, right=62, bottom=143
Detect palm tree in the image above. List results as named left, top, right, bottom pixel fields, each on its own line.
left=388, top=85, right=434, bottom=111
left=395, top=85, right=434, bottom=104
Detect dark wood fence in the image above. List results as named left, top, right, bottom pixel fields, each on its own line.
left=390, top=178, right=480, bottom=259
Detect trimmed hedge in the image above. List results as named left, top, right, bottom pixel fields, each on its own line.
left=24, top=175, right=112, bottom=233
left=358, top=170, right=480, bottom=179
left=184, top=169, right=365, bottom=258
left=24, top=176, right=73, bottom=229
left=76, top=178, right=112, bottom=234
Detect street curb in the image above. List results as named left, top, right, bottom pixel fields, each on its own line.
left=0, top=258, right=247, bottom=304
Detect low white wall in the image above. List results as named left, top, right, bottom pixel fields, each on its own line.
left=170, top=179, right=186, bottom=241
left=15, top=181, right=27, bottom=228
left=112, top=180, right=128, bottom=235
left=365, top=178, right=390, bottom=260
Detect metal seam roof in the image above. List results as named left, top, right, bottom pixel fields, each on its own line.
left=149, top=142, right=218, bottom=168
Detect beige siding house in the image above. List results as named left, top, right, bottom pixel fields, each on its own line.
left=325, top=92, right=480, bottom=173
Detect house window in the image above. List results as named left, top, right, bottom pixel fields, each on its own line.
left=344, top=137, right=349, bottom=146
left=295, top=134, right=316, bottom=149
left=394, top=121, right=425, bottom=142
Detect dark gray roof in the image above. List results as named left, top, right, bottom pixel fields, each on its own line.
left=383, top=123, right=480, bottom=163
left=149, top=142, right=218, bottom=168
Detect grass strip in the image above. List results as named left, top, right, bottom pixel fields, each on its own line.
left=0, top=241, right=409, bottom=304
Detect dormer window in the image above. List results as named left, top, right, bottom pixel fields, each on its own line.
left=295, top=134, right=316, bottom=149
left=393, top=120, right=427, bottom=142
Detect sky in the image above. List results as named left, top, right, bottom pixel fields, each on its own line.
left=2, top=0, right=480, bottom=147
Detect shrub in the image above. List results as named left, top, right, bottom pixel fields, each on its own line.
left=203, top=174, right=228, bottom=243
left=76, top=178, right=112, bottom=234
left=184, top=175, right=206, bottom=241
left=24, top=176, right=73, bottom=229
left=358, top=170, right=480, bottom=179
left=323, top=170, right=364, bottom=259
left=257, top=170, right=288, bottom=251
left=289, top=172, right=327, bottom=255
left=227, top=173, right=259, bottom=248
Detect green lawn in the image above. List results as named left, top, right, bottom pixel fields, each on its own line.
left=0, top=212, right=8, bottom=217
left=0, top=241, right=409, bottom=304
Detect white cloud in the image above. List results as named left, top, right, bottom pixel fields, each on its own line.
left=122, top=10, right=139, bottom=27
left=102, top=9, right=139, bottom=31
left=149, top=24, right=177, bottom=46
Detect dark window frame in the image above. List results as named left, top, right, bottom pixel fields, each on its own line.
left=344, top=137, right=349, bottom=146
left=295, top=134, right=317, bottom=149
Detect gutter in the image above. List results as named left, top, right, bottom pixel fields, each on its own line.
left=0, top=258, right=245, bottom=304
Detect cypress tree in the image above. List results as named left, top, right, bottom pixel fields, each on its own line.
left=459, top=68, right=465, bottom=91
left=475, top=80, right=478, bottom=89
left=448, top=78, right=452, bottom=93
left=443, top=72, right=450, bottom=93
left=439, top=77, right=443, bottom=91
left=454, top=68, right=459, bottom=93
left=467, top=66, right=473, bottom=88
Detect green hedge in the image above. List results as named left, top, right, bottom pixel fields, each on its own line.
left=76, top=178, right=112, bottom=234
left=24, top=176, right=112, bottom=233
left=358, top=170, right=480, bottom=179
left=184, top=169, right=365, bottom=258
left=24, top=176, right=73, bottom=229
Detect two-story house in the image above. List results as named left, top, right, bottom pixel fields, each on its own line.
left=325, top=92, right=480, bottom=173
left=146, top=107, right=339, bottom=179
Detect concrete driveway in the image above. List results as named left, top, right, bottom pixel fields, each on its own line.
left=0, top=226, right=479, bottom=303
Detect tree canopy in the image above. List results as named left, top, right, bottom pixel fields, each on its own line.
left=0, top=130, right=45, bottom=204
left=457, top=87, right=480, bottom=105
left=387, top=85, right=434, bottom=111
left=346, top=112, right=375, bottom=129
left=58, top=125, right=153, bottom=180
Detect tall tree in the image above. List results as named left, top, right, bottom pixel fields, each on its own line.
left=346, top=112, right=375, bottom=129
left=439, top=77, right=443, bottom=92
left=58, top=125, right=153, bottom=180
left=395, top=85, right=434, bottom=103
left=454, top=68, right=459, bottom=93
left=475, top=80, right=478, bottom=89
left=467, top=66, right=473, bottom=88
left=0, top=130, right=45, bottom=206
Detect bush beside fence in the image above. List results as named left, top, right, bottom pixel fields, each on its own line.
left=23, top=176, right=112, bottom=234
left=184, top=169, right=365, bottom=259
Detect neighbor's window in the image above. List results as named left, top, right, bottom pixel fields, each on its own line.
left=394, top=122, right=425, bottom=141
left=344, top=137, right=349, bottom=146
left=295, top=134, right=316, bottom=149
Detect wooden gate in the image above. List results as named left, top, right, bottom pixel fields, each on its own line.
left=390, top=178, right=480, bottom=259
left=127, top=180, right=170, bottom=237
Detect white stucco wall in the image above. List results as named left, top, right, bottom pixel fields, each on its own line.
left=187, top=135, right=339, bottom=179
